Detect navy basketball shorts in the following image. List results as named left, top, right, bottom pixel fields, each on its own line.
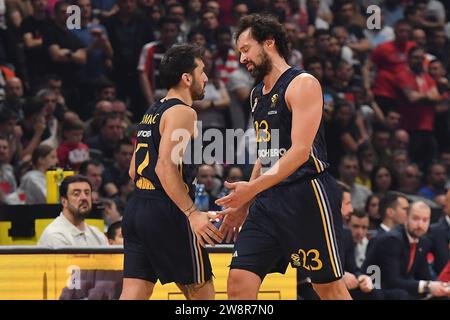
left=230, top=171, right=344, bottom=284
left=122, top=190, right=212, bottom=285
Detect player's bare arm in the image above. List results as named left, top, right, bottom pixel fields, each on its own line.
left=156, top=105, right=223, bottom=246
left=216, top=73, right=323, bottom=209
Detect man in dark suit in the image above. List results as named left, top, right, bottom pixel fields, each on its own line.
left=363, top=191, right=409, bottom=271
left=428, top=189, right=450, bottom=275
left=373, top=201, right=449, bottom=299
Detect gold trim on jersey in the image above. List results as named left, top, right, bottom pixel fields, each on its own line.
left=136, top=177, right=155, bottom=190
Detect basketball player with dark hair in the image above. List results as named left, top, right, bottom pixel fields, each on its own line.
left=120, top=44, right=223, bottom=300
left=216, top=14, right=351, bottom=300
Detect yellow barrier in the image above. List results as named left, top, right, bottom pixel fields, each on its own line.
left=0, top=249, right=297, bottom=300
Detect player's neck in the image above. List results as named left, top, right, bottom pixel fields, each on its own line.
left=164, top=88, right=193, bottom=106
left=262, top=58, right=291, bottom=94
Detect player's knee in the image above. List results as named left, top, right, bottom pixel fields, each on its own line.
left=120, top=279, right=154, bottom=300
left=312, top=279, right=351, bottom=300
left=227, top=270, right=259, bottom=300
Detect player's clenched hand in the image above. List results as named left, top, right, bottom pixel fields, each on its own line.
left=215, top=181, right=256, bottom=209
left=217, top=206, right=248, bottom=243
left=188, top=211, right=223, bottom=247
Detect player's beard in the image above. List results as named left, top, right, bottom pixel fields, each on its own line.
left=250, top=49, right=273, bottom=83
left=189, top=74, right=205, bottom=101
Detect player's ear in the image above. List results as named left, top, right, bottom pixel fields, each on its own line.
left=182, top=73, right=192, bottom=86
left=265, top=38, right=275, bottom=48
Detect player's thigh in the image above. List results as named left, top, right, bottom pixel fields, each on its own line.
left=120, top=278, right=155, bottom=300
left=176, top=280, right=215, bottom=300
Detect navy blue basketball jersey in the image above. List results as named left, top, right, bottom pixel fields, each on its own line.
left=250, top=67, right=329, bottom=184
left=134, top=98, right=197, bottom=198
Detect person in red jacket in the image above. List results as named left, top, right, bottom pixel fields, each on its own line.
left=57, top=117, right=89, bottom=170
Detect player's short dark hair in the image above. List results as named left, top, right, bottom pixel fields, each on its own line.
left=235, top=13, right=290, bottom=60
left=107, top=220, right=122, bottom=241
left=379, top=191, right=407, bottom=220
left=79, top=160, right=103, bottom=175
left=159, top=44, right=203, bottom=90
left=59, top=175, right=92, bottom=199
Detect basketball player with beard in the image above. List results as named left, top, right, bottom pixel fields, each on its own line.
left=216, top=14, right=352, bottom=300
left=120, top=45, right=223, bottom=300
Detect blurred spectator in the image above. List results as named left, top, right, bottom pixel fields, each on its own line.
left=187, top=27, right=207, bottom=48
left=84, top=100, right=113, bottom=138
left=391, top=128, right=410, bottom=151
left=0, top=107, right=21, bottom=163
left=384, top=109, right=401, bottom=132
left=363, top=19, right=415, bottom=113
left=398, top=163, right=422, bottom=195
left=38, top=174, right=109, bottom=247
left=19, top=98, right=47, bottom=161
left=71, top=0, right=114, bottom=112
left=390, top=149, right=409, bottom=179
left=427, top=188, right=450, bottom=275
left=381, top=0, right=404, bottom=27
left=138, top=16, right=179, bottom=106
left=106, top=220, right=123, bottom=245
left=439, top=149, right=450, bottom=189
left=417, top=163, right=447, bottom=201
left=20, top=0, right=55, bottom=92
left=349, top=210, right=370, bottom=269
left=227, top=59, right=253, bottom=131
left=370, top=201, right=448, bottom=299
left=428, top=59, right=450, bottom=151
left=363, top=10, right=395, bottom=49
left=332, top=0, right=371, bottom=59
left=35, top=88, right=60, bottom=148
left=15, top=144, right=57, bottom=204
left=185, top=0, right=202, bottom=31
left=102, top=139, right=133, bottom=197
left=371, top=165, right=396, bottom=197
left=91, top=0, right=119, bottom=19
left=193, top=47, right=231, bottom=164
left=213, top=26, right=238, bottom=84
left=4, top=77, right=25, bottom=120
left=355, top=142, right=375, bottom=190
left=79, top=159, right=103, bottom=193
left=86, top=112, right=124, bottom=167
left=378, top=191, right=409, bottom=235
left=330, top=26, right=358, bottom=66
left=196, top=164, right=221, bottom=210
left=57, top=117, right=90, bottom=170
left=101, top=198, right=121, bottom=228
left=200, top=9, right=220, bottom=48
left=371, top=123, right=391, bottom=167
left=104, top=0, right=154, bottom=119
left=365, top=194, right=381, bottom=230
left=167, top=3, right=189, bottom=42
left=44, top=1, right=87, bottom=105
left=0, top=135, right=16, bottom=195
left=115, top=172, right=134, bottom=213
left=326, top=101, right=368, bottom=171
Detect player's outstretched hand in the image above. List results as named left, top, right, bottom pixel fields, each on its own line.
left=216, top=206, right=248, bottom=243
left=188, top=211, right=223, bottom=247
left=215, top=181, right=256, bottom=209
